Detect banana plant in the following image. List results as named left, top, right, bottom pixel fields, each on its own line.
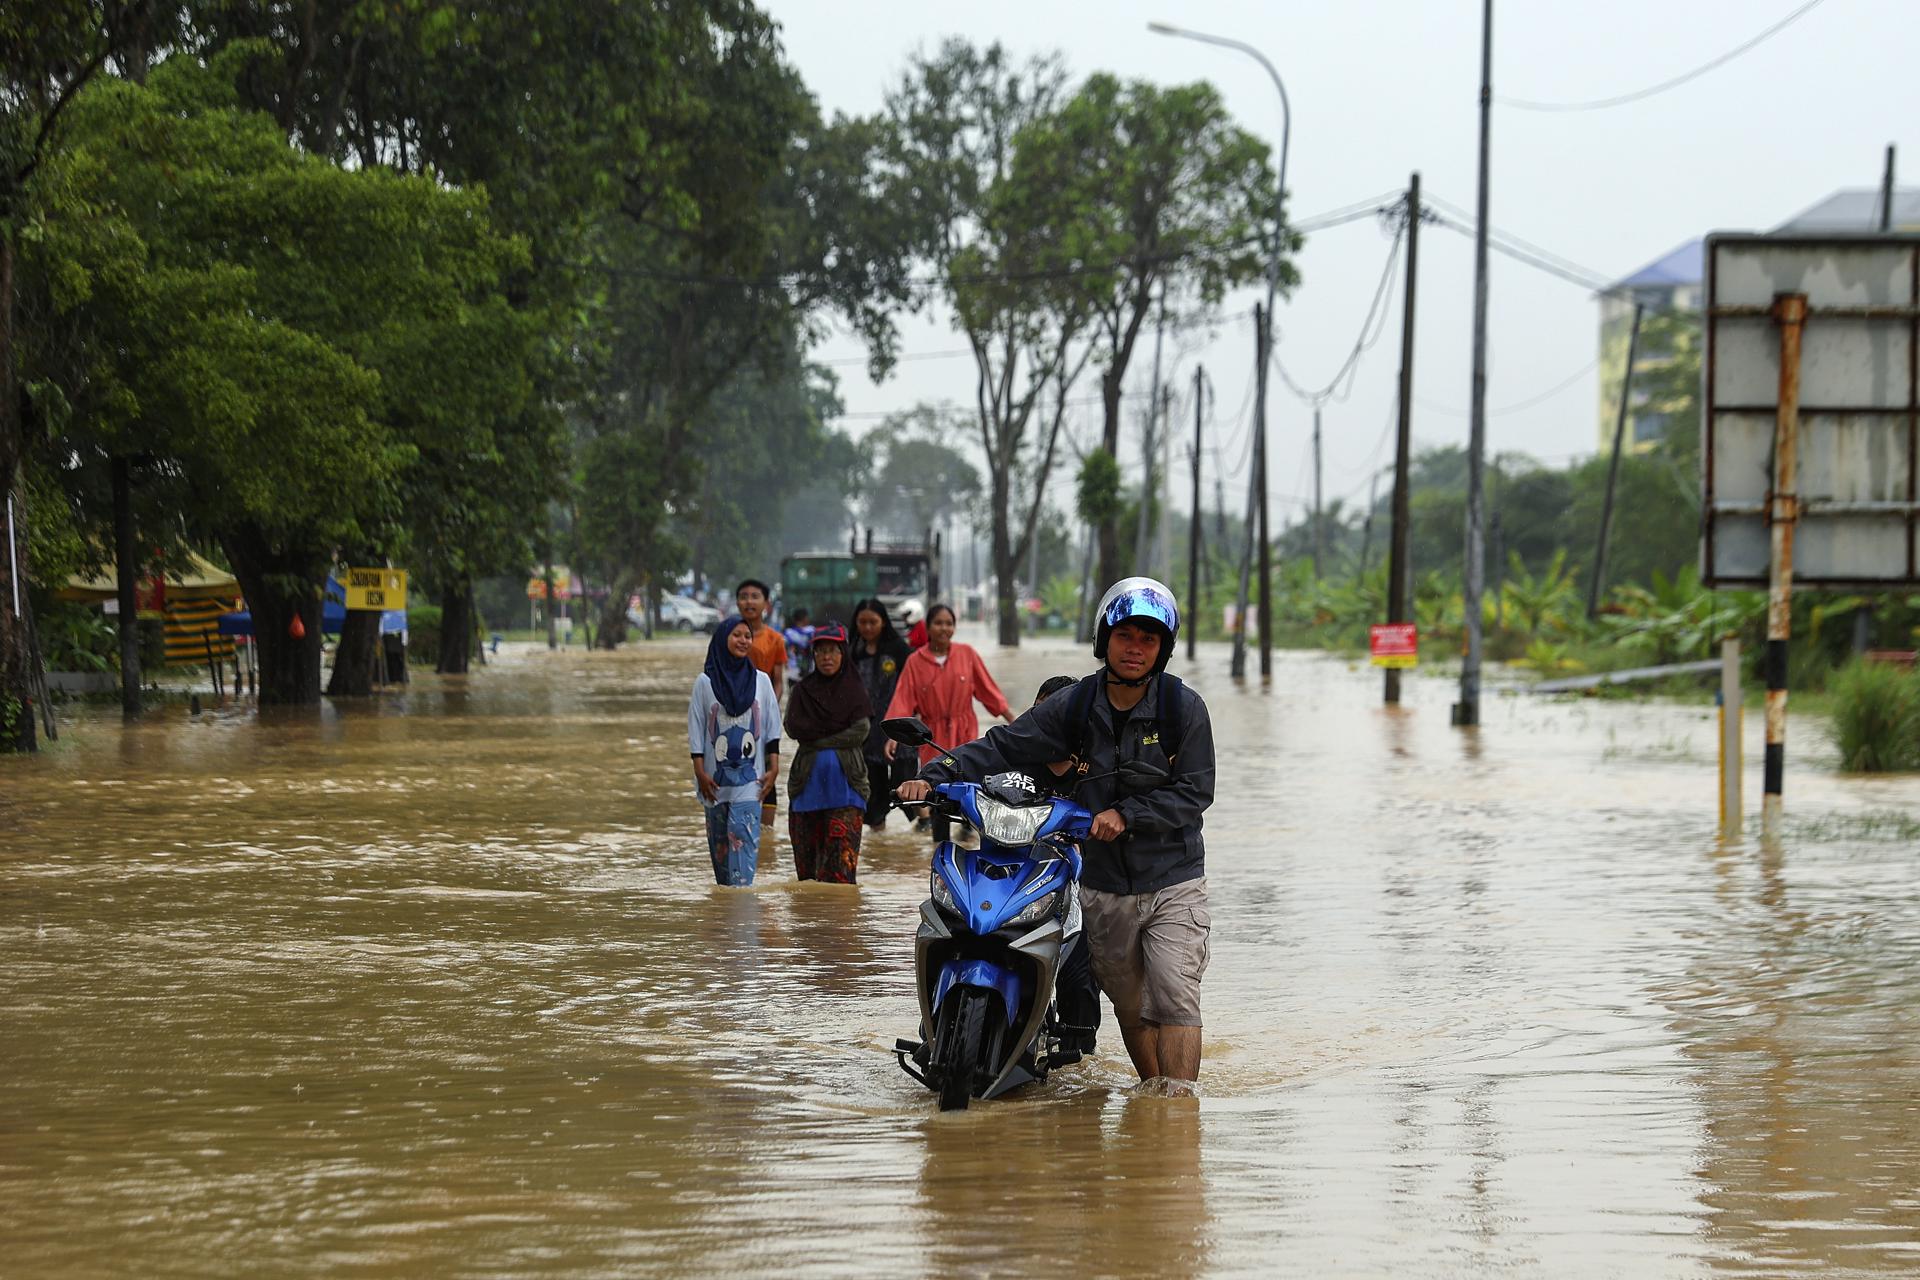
left=1502, top=549, right=1579, bottom=639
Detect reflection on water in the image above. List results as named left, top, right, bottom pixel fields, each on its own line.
left=4, top=636, right=1920, bottom=1275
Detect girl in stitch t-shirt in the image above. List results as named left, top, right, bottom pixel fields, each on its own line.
left=688, top=617, right=782, bottom=886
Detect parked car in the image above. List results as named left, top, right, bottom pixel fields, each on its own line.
left=650, top=594, right=722, bottom=633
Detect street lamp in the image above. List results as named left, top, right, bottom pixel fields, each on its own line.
left=1148, top=20, right=1290, bottom=679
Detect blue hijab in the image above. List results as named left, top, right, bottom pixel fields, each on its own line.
left=704, top=616, right=759, bottom=717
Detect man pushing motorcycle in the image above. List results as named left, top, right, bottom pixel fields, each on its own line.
left=898, top=578, right=1216, bottom=1084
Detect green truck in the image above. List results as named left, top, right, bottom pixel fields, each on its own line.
left=780, top=533, right=938, bottom=632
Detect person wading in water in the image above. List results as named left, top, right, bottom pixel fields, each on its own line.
left=783, top=624, right=872, bottom=883
left=848, top=598, right=912, bottom=831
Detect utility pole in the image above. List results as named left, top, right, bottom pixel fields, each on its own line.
left=1588, top=301, right=1644, bottom=619
left=1880, top=143, right=1897, bottom=230
left=1146, top=21, right=1290, bottom=682
left=1157, top=385, right=1176, bottom=583
left=1231, top=304, right=1264, bottom=678
left=1358, top=468, right=1380, bottom=577
left=1257, top=303, right=1274, bottom=678
left=1858, top=144, right=1898, bottom=654
left=1027, top=503, right=1041, bottom=603
left=1311, top=404, right=1324, bottom=579
left=1135, top=290, right=1168, bottom=576
left=1386, top=174, right=1421, bottom=705
left=1489, top=511, right=1505, bottom=629
left=1188, top=365, right=1204, bottom=662
left=1454, top=0, right=1493, bottom=728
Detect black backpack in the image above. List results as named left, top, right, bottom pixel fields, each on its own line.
left=1064, top=670, right=1187, bottom=779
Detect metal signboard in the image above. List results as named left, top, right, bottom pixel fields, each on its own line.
left=1704, top=233, right=1920, bottom=589
left=1369, top=623, right=1418, bottom=669
left=343, top=567, right=408, bottom=611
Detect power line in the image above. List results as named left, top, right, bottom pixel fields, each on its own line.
left=1272, top=210, right=1407, bottom=406
left=1423, top=207, right=1616, bottom=293
left=831, top=389, right=1148, bottom=422
left=1420, top=192, right=1616, bottom=291
left=816, top=346, right=973, bottom=368
left=1417, top=357, right=1601, bottom=418
left=1496, top=0, right=1831, bottom=113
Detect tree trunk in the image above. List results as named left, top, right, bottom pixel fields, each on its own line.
left=0, top=235, right=36, bottom=752
left=438, top=578, right=472, bottom=674
left=326, top=608, right=383, bottom=695
left=469, top=582, right=487, bottom=665
left=1097, top=366, right=1125, bottom=595
left=990, top=476, right=1021, bottom=647
left=111, top=456, right=141, bottom=716
left=223, top=533, right=326, bottom=705
left=542, top=552, right=558, bottom=650
left=595, top=569, right=635, bottom=649
left=596, top=594, right=628, bottom=648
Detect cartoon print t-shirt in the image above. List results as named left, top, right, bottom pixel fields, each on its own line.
left=687, top=671, right=783, bottom=807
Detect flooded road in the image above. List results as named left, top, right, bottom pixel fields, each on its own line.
left=5, top=633, right=1920, bottom=1276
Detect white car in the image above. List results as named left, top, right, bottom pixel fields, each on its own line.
left=641, top=595, right=722, bottom=633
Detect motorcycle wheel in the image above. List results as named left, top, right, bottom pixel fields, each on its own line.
left=936, top=989, right=990, bottom=1112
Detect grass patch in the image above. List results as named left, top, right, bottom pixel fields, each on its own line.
left=1828, top=660, right=1920, bottom=772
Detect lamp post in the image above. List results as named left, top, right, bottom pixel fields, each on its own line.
left=1149, top=21, right=1289, bottom=678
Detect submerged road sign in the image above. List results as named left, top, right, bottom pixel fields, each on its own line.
left=1370, top=623, right=1418, bottom=668
left=1704, top=234, right=1920, bottom=590
left=344, top=567, right=408, bottom=611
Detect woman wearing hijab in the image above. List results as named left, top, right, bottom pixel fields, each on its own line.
left=784, top=624, right=872, bottom=884
left=688, top=617, right=782, bottom=887
left=849, top=598, right=913, bottom=830
left=883, top=603, right=1011, bottom=772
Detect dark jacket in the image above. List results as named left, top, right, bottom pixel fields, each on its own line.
left=850, top=644, right=907, bottom=759
left=919, top=673, right=1214, bottom=896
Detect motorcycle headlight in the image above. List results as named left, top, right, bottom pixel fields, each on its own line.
left=1008, top=888, right=1061, bottom=928
left=929, top=866, right=961, bottom=915
left=975, top=795, right=1050, bottom=847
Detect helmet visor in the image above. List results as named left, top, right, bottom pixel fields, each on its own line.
left=1102, top=586, right=1177, bottom=634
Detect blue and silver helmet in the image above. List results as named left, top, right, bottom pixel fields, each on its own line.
left=1094, top=577, right=1180, bottom=673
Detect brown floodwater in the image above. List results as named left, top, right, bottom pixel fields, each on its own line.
left=4, top=633, right=1919, bottom=1276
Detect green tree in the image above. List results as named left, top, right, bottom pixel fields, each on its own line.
left=863, top=406, right=983, bottom=541
left=672, top=352, right=850, bottom=599
left=0, top=1, right=173, bottom=749
left=885, top=39, right=1099, bottom=646
left=1013, top=73, right=1281, bottom=592
left=22, top=54, right=535, bottom=702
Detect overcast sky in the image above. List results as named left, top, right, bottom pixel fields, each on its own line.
left=762, top=0, right=1915, bottom=532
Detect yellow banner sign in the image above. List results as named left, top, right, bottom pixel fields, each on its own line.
left=527, top=570, right=570, bottom=600
left=344, top=567, right=408, bottom=611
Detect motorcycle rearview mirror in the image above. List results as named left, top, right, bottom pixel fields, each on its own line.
left=883, top=716, right=935, bottom=747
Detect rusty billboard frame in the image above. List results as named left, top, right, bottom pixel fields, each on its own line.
left=1702, top=232, right=1920, bottom=590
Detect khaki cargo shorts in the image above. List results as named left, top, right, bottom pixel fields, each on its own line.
left=1081, top=877, right=1210, bottom=1028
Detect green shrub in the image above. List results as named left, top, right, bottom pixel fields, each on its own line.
left=1829, top=659, right=1920, bottom=772
left=408, top=604, right=443, bottom=666
left=39, top=602, right=117, bottom=672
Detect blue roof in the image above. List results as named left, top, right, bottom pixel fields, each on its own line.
left=1611, top=238, right=1703, bottom=290
left=1773, top=187, right=1920, bottom=232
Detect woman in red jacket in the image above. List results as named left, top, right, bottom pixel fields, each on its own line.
left=883, top=603, right=1011, bottom=769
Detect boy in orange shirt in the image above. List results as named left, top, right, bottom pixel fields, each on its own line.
left=736, top=578, right=786, bottom=831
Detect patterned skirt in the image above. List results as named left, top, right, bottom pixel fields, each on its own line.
left=788, top=806, right=864, bottom=884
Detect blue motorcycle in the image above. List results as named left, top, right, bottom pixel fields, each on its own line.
left=884, top=717, right=1164, bottom=1110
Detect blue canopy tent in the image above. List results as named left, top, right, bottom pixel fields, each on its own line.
left=217, top=578, right=407, bottom=638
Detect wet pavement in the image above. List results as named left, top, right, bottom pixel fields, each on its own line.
left=4, top=633, right=1919, bottom=1276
